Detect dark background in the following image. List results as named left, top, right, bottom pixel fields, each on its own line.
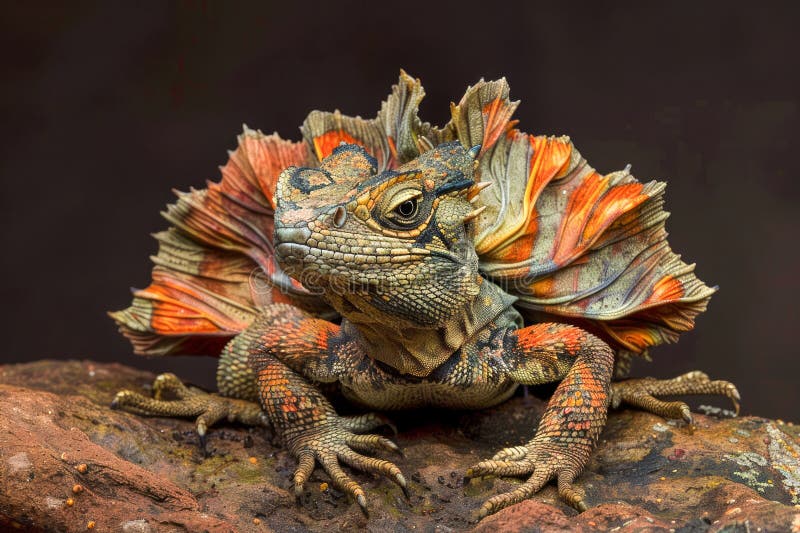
left=1, top=2, right=798, bottom=419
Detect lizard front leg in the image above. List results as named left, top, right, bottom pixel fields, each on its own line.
left=246, top=305, right=408, bottom=516
left=468, top=323, right=741, bottom=519
left=467, top=323, right=615, bottom=519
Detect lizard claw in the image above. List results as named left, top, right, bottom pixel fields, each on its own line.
left=467, top=440, right=588, bottom=519
left=197, top=431, right=208, bottom=456
left=289, top=413, right=408, bottom=516
left=610, top=371, right=741, bottom=420
left=111, top=373, right=267, bottom=456
left=356, top=493, right=369, bottom=518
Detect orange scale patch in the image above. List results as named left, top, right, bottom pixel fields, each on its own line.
left=644, top=275, right=685, bottom=305
left=313, top=131, right=361, bottom=161
left=280, top=390, right=299, bottom=413
left=581, top=183, right=647, bottom=243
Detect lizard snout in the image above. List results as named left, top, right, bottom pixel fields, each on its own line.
left=275, top=226, right=312, bottom=246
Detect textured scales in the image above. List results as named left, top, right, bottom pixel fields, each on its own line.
left=110, top=71, right=739, bottom=519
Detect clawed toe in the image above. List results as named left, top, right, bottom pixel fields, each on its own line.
left=466, top=458, right=534, bottom=479
left=471, top=461, right=575, bottom=520
left=340, top=412, right=398, bottom=437
left=289, top=415, right=408, bottom=516
left=293, top=445, right=408, bottom=514
left=152, top=372, right=192, bottom=400
left=347, top=433, right=404, bottom=457
left=339, top=450, right=409, bottom=497
left=490, top=445, right=528, bottom=462
left=468, top=439, right=591, bottom=520
left=611, top=371, right=741, bottom=420
left=111, top=374, right=266, bottom=453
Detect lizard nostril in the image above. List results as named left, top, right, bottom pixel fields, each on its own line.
left=332, top=206, right=347, bottom=228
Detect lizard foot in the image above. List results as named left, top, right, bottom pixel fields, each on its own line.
left=466, top=438, right=589, bottom=520
left=288, top=413, right=408, bottom=517
left=111, top=373, right=266, bottom=450
left=610, top=370, right=740, bottom=424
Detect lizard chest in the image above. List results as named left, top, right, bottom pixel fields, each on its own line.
left=340, top=378, right=519, bottom=410
left=330, top=283, right=524, bottom=410
left=336, top=345, right=519, bottom=410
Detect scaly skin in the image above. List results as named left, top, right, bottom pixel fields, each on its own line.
left=112, top=141, right=740, bottom=519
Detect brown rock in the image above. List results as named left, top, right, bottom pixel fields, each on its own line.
left=1, top=360, right=799, bottom=532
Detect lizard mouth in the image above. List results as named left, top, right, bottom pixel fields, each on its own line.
left=274, top=241, right=315, bottom=279
left=276, top=241, right=433, bottom=271
left=274, top=241, right=335, bottom=291
left=274, top=226, right=313, bottom=269
left=275, top=226, right=434, bottom=269
left=274, top=225, right=472, bottom=302
left=274, top=241, right=310, bottom=262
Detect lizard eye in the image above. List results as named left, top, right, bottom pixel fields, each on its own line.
left=394, top=198, right=418, bottom=219
left=373, top=185, right=429, bottom=230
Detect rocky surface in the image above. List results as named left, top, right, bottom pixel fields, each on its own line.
left=1, top=360, right=799, bottom=532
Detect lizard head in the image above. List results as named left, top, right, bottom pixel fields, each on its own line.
left=274, top=141, right=487, bottom=331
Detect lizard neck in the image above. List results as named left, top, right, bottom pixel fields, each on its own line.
left=336, top=280, right=521, bottom=377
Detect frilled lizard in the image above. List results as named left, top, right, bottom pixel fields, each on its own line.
left=110, top=72, right=739, bottom=519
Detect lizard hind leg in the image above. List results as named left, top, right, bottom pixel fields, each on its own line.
left=610, top=370, right=741, bottom=424
left=111, top=374, right=267, bottom=450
